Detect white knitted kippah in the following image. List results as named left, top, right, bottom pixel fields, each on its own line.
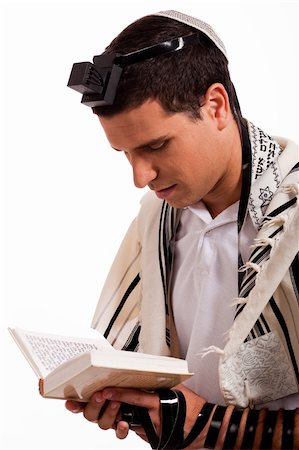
left=154, top=10, right=228, bottom=60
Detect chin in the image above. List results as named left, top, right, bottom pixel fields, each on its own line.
left=165, top=198, right=196, bottom=209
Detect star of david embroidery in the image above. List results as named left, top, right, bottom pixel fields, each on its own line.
left=259, top=186, right=273, bottom=207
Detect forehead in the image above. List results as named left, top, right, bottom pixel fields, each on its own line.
left=98, top=100, right=188, bottom=148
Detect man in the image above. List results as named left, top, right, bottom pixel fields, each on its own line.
left=66, top=10, right=299, bottom=449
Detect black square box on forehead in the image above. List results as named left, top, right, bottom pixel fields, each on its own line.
left=67, top=54, right=123, bottom=107
left=67, top=33, right=201, bottom=107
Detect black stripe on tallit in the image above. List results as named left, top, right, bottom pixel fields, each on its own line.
left=163, top=202, right=170, bottom=278
left=104, top=274, right=141, bottom=339
left=168, top=207, right=176, bottom=267
left=238, top=120, right=252, bottom=287
left=262, top=197, right=297, bottom=221
left=290, top=162, right=299, bottom=173
left=246, top=225, right=283, bottom=262
left=238, top=119, right=252, bottom=232
left=235, top=303, right=246, bottom=318
left=260, top=313, right=271, bottom=333
left=254, top=319, right=265, bottom=337
left=158, top=201, right=168, bottom=308
left=166, top=328, right=171, bottom=346
left=236, top=226, right=285, bottom=312
left=290, top=254, right=299, bottom=303
left=237, top=220, right=294, bottom=305
left=269, top=297, right=299, bottom=383
left=122, top=324, right=141, bottom=351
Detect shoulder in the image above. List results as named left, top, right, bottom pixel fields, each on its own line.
left=273, top=135, right=298, bottom=152
left=272, top=135, right=298, bottom=171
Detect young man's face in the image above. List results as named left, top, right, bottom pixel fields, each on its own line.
left=98, top=97, right=240, bottom=209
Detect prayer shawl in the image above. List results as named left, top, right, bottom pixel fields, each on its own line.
left=92, top=121, right=299, bottom=408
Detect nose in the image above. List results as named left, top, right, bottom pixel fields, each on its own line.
left=130, top=155, right=158, bottom=189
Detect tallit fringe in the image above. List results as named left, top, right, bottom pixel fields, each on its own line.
left=230, top=297, right=247, bottom=307
left=238, top=261, right=261, bottom=274
left=250, top=237, right=275, bottom=249
left=280, top=183, right=299, bottom=196
left=262, top=213, right=289, bottom=229
left=197, top=346, right=225, bottom=358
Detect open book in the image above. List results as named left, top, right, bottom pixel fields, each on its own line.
left=9, top=327, right=192, bottom=402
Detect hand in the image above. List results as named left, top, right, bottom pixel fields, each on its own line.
left=65, top=388, right=160, bottom=441
left=65, top=385, right=206, bottom=446
left=95, top=385, right=208, bottom=448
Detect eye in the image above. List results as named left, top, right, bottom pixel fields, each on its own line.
left=148, top=140, right=168, bottom=151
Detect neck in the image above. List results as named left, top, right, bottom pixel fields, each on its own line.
left=204, top=177, right=242, bottom=219
left=203, top=121, right=243, bottom=219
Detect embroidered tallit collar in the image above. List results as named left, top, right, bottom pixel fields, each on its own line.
left=242, top=121, right=283, bottom=230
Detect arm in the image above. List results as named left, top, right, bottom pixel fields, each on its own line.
left=65, top=384, right=299, bottom=449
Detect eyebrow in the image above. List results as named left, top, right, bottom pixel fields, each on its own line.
left=112, top=135, right=169, bottom=152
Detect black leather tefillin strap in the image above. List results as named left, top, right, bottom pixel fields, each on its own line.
left=282, top=409, right=295, bottom=450
left=136, top=389, right=186, bottom=449
left=222, top=407, right=243, bottom=449
left=181, top=401, right=215, bottom=448
left=204, top=404, right=226, bottom=448
left=240, top=408, right=259, bottom=449
left=123, top=390, right=214, bottom=449
left=260, top=410, right=277, bottom=449
left=120, top=391, right=297, bottom=450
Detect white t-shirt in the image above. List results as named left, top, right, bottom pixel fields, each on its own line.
left=172, top=201, right=299, bottom=409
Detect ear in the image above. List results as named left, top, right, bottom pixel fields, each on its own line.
left=203, top=83, right=230, bottom=130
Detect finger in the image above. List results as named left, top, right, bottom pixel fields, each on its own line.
left=65, top=400, right=85, bottom=413
left=83, top=394, right=106, bottom=423
left=102, top=389, right=161, bottom=434
left=102, top=388, right=159, bottom=410
left=115, top=420, right=130, bottom=440
left=98, top=401, right=121, bottom=430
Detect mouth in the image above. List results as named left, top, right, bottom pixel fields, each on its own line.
left=154, top=184, right=177, bottom=200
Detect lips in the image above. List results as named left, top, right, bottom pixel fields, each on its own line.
left=154, top=184, right=176, bottom=199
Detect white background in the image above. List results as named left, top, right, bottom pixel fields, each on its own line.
left=1, top=0, right=298, bottom=449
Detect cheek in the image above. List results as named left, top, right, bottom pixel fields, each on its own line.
left=182, top=156, right=220, bottom=187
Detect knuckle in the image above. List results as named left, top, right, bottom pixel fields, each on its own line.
left=90, top=395, right=102, bottom=406
left=132, top=391, right=144, bottom=404
left=97, top=402, right=120, bottom=430
left=83, top=407, right=98, bottom=422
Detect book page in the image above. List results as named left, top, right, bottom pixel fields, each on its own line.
left=9, top=328, right=113, bottom=378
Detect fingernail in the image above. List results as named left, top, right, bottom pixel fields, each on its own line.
left=111, top=401, right=119, bottom=409
left=71, top=406, right=81, bottom=413
left=103, top=390, right=113, bottom=400
left=72, top=408, right=81, bottom=413
left=94, top=393, right=103, bottom=403
left=66, top=401, right=81, bottom=413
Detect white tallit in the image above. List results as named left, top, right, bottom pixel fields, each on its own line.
left=92, top=121, right=299, bottom=407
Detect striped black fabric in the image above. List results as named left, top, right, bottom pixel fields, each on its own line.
left=158, top=201, right=180, bottom=347
left=104, top=274, right=141, bottom=340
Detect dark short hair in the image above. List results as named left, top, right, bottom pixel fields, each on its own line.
left=92, top=15, right=241, bottom=120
